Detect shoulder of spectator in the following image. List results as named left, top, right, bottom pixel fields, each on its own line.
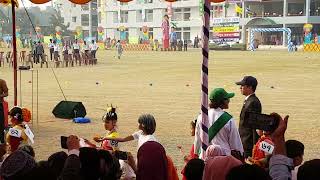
left=270, top=154, right=294, bottom=169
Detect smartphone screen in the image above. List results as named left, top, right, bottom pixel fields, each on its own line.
left=61, top=136, right=68, bottom=149
left=244, top=112, right=278, bottom=132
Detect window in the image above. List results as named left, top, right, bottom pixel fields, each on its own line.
left=81, top=4, right=89, bottom=11
left=120, top=10, right=128, bottom=23
left=98, top=12, right=102, bottom=23
left=174, top=27, right=191, bottom=40
left=113, top=11, right=119, bottom=23
left=83, top=30, right=89, bottom=38
left=212, top=5, right=223, bottom=18
left=120, top=2, right=128, bottom=5
left=72, top=17, right=77, bottom=22
left=81, top=14, right=89, bottom=26
left=149, top=28, right=153, bottom=39
left=288, top=3, right=305, bottom=16
left=136, top=10, right=143, bottom=22
left=98, top=0, right=101, bottom=7
left=146, top=10, right=153, bottom=22
left=172, top=8, right=190, bottom=21
left=310, top=0, right=320, bottom=16
left=92, top=15, right=98, bottom=26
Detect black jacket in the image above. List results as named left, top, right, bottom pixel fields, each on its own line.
left=239, top=94, right=262, bottom=157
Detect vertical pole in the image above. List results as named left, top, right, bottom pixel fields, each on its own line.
left=36, top=70, right=39, bottom=127
left=19, top=70, right=21, bottom=107
left=200, top=0, right=210, bottom=159
left=12, top=1, right=18, bottom=106
left=31, top=70, right=34, bottom=127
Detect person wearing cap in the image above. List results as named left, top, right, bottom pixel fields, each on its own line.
left=194, top=88, right=244, bottom=158
left=236, top=76, right=262, bottom=158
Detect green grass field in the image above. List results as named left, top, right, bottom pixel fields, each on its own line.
left=1, top=49, right=320, bottom=170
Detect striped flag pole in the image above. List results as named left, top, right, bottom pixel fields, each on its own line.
left=200, top=0, right=210, bottom=159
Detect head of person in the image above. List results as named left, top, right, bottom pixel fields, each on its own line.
left=84, top=41, right=87, bottom=45
left=226, top=164, right=271, bottom=180
left=50, top=39, right=52, bottom=42
left=79, top=147, right=100, bottom=180
left=53, top=40, right=56, bottom=44
left=286, top=140, right=304, bottom=167
left=18, top=145, right=35, bottom=158
left=98, top=149, right=121, bottom=180
left=9, top=107, right=24, bottom=125
left=92, top=40, right=95, bottom=44
left=205, top=144, right=227, bottom=160
left=138, top=114, right=156, bottom=135
left=31, top=160, right=56, bottom=180
left=0, top=150, right=36, bottom=180
left=117, top=40, right=120, bottom=43
left=236, top=76, right=258, bottom=96
left=190, top=120, right=196, bottom=136
left=209, top=88, right=235, bottom=110
left=75, top=39, right=78, bottom=43
left=184, top=158, right=205, bottom=180
left=164, top=14, right=169, bottom=20
left=47, top=151, right=68, bottom=179
left=171, top=27, right=175, bottom=32
left=38, top=41, right=41, bottom=44
left=102, top=108, right=117, bottom=131
left=297, top=159, right=320, bottom=180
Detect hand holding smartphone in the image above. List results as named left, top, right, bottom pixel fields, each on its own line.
left=244, top=112, right=279, bottom=132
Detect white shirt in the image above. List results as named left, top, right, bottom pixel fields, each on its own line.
left=83, top=44, right=89, bottom=51
left=194, top=108, right=244, bottom=157
left=54, top=45, right=59, bottom=52
left=132, top=130, right=157, bottom=150
left=73, top=43, right=80, bottom=50
left=90, top=43, right=98, bottom=51
left=245, top=93, right=255, bottom=101
left=49, top=43, right=54, bottom=48
left=119, top=160, right=136, bottom=179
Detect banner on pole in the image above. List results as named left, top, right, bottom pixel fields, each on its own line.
left=199, top=0, right=204, bottom=16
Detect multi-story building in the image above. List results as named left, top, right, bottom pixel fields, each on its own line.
left=65, top=0, right=320, bottom=46
left=54, top=0, right=98, bottom=38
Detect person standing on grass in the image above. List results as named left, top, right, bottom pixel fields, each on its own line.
left=0, top=79, right=8, bottom=143
left=35, top=41, right=44, bottom=64
left=90, top=40, right=98, bottom=58
left=115, top=40, right=123, bottom=60
left=49, top=39, right=54, bottom=61
left=235, top=76, right=262, bottom=158
left=194, top=88, right=244, bottom=158
left=184, top=39, right=188, bottom=51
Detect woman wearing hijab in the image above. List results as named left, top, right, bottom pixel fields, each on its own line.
left=202, top=144, right=243, bottom=180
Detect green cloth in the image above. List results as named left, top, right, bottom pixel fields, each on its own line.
left=208, top=112, right=232, bottom=142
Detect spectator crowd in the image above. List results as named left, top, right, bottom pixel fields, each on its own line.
left=0, top=76, right=319, bottom=180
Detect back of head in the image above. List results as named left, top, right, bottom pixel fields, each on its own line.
left=184, top=158, right=205, bottom=180
left=137, top=141, right=167, bottom=180
left=203, top=156, right=242, bottom=180
left=226, top=164, right=271, bottom=180
left=9, top=107, right=23, bottom=123
left=98, top=150, right=121, bottom=180
left=28, top=160, right=55, bottom=180
left=79, top=147, right=100, bottom=180
left=138, top=114, right=156, bottom=135
left=297, top=159, right=320, bottom=180
left=48, top=151, right=68, bottom=178
left=0, top=150, right=36, bottom=180
left=18, top=145, right=35, bottom=158
left=286, top=140, right=304, bottom=158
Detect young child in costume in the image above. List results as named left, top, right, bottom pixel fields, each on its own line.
left=7, top=107, right=32, bottom=152
left=177, top=119, right=199, bottom=180
left=86, top=106, right=119, bottom=151
left=248, top=130, right=274, bottom=168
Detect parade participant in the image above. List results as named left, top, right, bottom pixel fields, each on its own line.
left=184, top=39, right=188, bottom=51
left=115, top=40, right=123, bottom=60
left=236, top=76, right=262, bottom=158
left=194, top=88, right=244, bottom=158
left=90, top=40, right=98, bottom=58
left=0, top=79, right=8, bottom=143
left=49, top=39, right=54, bottom=61
left=35, top=41, right=44, bottom=64
left=103, top=114, right=157, bottom=150
left=161, top=15, right=170, bottom=51
left=53, top=41, right=60, bottom=61
left=7, top=107, right=32, bottom=152
left=83, top=41, right=90, bottom=58
left=249, top=130, right=273, bottom=168
left=72, top=39, right=80, bottom=62
left=62, top=43, right=69, bottom=61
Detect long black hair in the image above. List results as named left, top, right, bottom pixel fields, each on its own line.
left=9, top=107, right=23, bottom=123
